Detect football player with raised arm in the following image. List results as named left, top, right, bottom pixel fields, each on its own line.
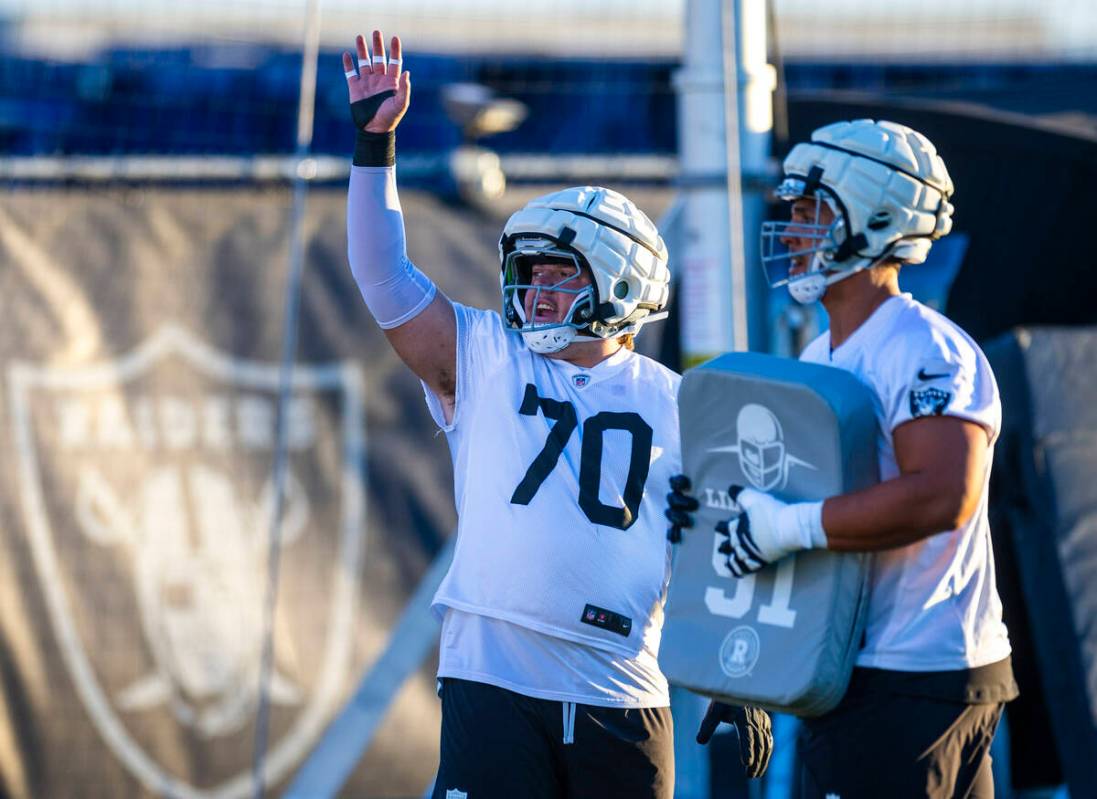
left=341, top=30, right=770, bottom=799
left=667, top=120, right=1018, bottom=798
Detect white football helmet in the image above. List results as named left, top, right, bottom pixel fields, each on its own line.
left=499, top=186, right=670, bottom=353
left=760, top=119, right=955, bottom=304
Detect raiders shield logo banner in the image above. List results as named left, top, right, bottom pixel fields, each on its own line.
left=8, top=326, right=365, bottom=797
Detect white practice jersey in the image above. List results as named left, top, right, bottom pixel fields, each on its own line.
left=437, top=609, right=669, bottom=707
left=422, top=303, right=680, bottom=704
left=800, top=293, right=1011, bottom=671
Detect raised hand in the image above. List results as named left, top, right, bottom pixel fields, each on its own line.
left=342, top=30, right=411, bottom=133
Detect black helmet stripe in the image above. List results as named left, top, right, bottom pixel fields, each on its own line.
left=562, top=210, right=663, bottom=259
left=809, top=140, right=950, bottom=195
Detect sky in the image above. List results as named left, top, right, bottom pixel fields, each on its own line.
left=2, top=0, right=1096, bottom=61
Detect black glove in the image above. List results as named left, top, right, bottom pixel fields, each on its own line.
left=695, top=701, right=773, bottom=779
left=665, top=474, right=700, bottom=543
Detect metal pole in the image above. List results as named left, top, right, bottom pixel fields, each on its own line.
left=251, top=0, right=321, bottom=795
left=675, top=0, right=733, bottom=368
left=672, top=1, right=776, bottom=793
left=676, top=0, right=776, bottom=365
left=722, top=0, right=750, bottom=352
left=735, top=0, right=778, bottom=353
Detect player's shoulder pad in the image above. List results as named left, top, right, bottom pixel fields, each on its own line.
left=457, top=304, right=525, bottom=368
left=886, top=300, right=993, bottom=423
left=889, top=299, right=982, bottom=374
left=636, top=352, right=682, bottom=396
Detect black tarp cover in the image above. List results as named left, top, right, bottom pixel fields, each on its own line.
left=986, top=327, right=1097, bottom=799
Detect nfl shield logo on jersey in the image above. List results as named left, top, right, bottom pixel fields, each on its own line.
left=446, top=790, right=469, bottom=799
left=572, top=373, right=590, bottom=388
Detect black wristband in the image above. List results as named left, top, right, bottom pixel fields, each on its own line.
left=354, top=130, right=395, bottom=167
left=350, top=90, right=397, bottom=167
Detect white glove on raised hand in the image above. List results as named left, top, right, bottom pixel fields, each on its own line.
left=717, top=485, right=827, bottom=577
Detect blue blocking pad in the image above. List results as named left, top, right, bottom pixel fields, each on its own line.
left=659, top=352, right=879, bottom=717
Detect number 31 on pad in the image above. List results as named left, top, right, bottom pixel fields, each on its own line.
left=705, top=537, right=797, bottom=629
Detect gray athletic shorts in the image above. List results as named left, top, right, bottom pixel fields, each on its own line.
left=431, top=677, right=674, bottom=799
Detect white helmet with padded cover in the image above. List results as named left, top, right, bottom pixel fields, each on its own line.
left=499, top=186, right=670, bottom=353
left=760, top=119, right=955, bottom=304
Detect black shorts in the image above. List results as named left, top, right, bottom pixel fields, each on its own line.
left=431, top=677, right=674, bottom=799
left=796, top=666, right=1010, bottom=799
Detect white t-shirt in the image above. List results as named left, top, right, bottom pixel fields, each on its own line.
left=800, top=293, right=1012, bottom=671
left=422, top=303, right=680, bottom=706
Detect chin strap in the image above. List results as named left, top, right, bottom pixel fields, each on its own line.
left=522, top=326, right=577, bottom=354
left=641, top=310, right=669, bottom=325
left=788, top=245, right=899, bottom=304
left=521, top=309, right=669, bottom=352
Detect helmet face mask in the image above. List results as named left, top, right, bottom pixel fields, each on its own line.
left=498, top=186, right=671, bottom=353
left=761, top=181, right=847, bottom=299
left=501, top=239, right=597, bottom=354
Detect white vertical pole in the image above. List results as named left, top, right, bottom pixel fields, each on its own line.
left=672, top=0, right=775, bottom=792
left=676, top=0, right=775, bottom=364
left=675, top=0, right=734, bottom=367
left=736, top=0, right=778, bottom=353
left=721, top=0, right=750, bottom=353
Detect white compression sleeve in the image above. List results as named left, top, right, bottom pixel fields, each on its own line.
left=347, top=165, right=437, bottom=329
